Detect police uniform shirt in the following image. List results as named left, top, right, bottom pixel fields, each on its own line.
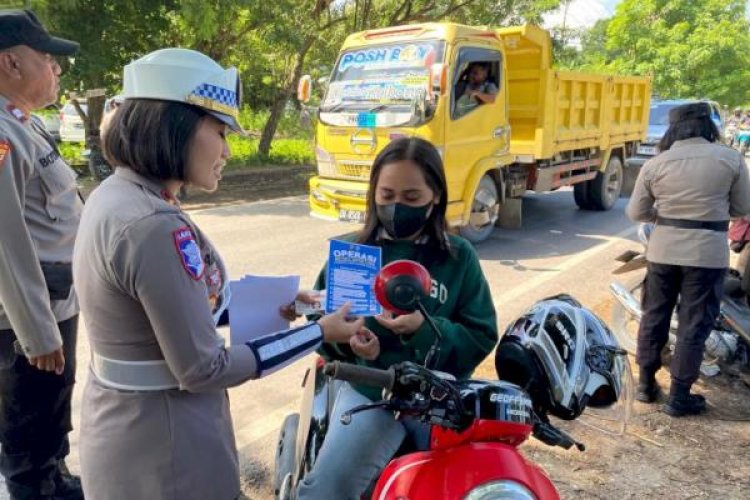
left=627, top=137, right=750, bottom=268
left=0, top=93, right=82, bottom=357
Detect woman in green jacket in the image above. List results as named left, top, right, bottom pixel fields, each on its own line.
left=297, top=137, right=498, bottom=499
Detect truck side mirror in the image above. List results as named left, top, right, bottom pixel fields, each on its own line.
left=298, top=75, right=312, bottom=103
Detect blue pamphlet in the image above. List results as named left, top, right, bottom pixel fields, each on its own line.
left=326, top=240, right=382, bottom=316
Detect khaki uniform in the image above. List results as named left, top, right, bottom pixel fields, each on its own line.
left=0, top=94, right=81, bottom=356
left=627, top=137, right=750, bottom=390
left=73, top=168, right=260, bottom=499
left=627, top=137, right=750, bottom=268
left=0, top=93, right=82, bottom=498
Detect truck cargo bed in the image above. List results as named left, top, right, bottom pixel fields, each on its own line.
left=496, top=25, right=650, bottom=161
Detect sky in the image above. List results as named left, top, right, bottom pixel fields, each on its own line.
left=543, top=0, right=622, bottom=30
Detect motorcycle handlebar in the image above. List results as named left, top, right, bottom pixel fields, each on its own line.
left=323, top=362, right=395, bottom=391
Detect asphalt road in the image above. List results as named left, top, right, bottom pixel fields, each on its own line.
left=0, top=188, right=643, bottom=499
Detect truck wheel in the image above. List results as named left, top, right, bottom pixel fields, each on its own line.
left=274, top=413, right=299, bottom=498
left=573, top=181, right=593, bottom=210
left=589, top=155, right=623, bottom=211
left=459, top=174, right=499, bottom=243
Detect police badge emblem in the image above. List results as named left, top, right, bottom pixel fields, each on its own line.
left=173, top=226, right=205, bottom=280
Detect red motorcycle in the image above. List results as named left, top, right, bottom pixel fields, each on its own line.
left=275, top=261, right=584, bottom=500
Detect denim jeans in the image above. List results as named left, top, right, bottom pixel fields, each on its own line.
left=297, top=382, right=429, bottom=500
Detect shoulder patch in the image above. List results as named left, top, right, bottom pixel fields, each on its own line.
left=0, top=141, right=10, bottom=170
left=5, top=104, right=27, bottom=123
left=172, top=226, right=205, bottom=280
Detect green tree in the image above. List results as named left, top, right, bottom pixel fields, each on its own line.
left=31, top=0, right=177, bottom=92
left=576, top=0, right=750, bottom=106
left=28, top=0, right=563, bottom=159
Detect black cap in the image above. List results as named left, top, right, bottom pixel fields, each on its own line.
left=668, top=102, right=711, bottom=125
left=0, top=9, right=79, bottom=56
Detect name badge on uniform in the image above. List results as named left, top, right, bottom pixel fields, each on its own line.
left=173, top=226, right=205, bottom=280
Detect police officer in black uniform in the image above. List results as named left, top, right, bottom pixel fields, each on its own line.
left=0, top=9, right=83, bottom=499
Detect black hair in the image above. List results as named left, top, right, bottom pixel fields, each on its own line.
left=102, top=99, right=207, bottom=181
left=658, top=102, right=720, bottom=151
left=358, top=137, right=453, bottom=261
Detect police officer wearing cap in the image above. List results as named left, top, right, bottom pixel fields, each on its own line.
left=627, top=102, right=750, bottom=417
left=72, top=48, right=362, bottom=499
left=0, top=9, right=84, bottom=500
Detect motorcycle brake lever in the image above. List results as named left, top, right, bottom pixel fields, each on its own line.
left=340, top=400, right=391, bottom=425
left=533, top=421, right=586, bottom=452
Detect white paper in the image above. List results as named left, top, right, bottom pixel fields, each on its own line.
left=228, top=274, right=300, bottom=345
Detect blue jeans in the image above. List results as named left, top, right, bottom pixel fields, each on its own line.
left=297, top=382, right=429, bottom=500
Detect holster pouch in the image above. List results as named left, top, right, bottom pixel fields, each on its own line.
left=40, top=262, right=73, bottom=301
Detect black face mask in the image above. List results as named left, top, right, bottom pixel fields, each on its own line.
left=376, top=202, right=432, bottom=239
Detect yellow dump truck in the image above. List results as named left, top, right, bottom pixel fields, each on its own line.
left=299, top=23, right=651, bottom=242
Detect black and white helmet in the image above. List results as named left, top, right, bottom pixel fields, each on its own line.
left=495, top=295, right=627, bottom=420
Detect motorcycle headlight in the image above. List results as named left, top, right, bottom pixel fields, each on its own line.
left=463, top=480, right=537, bottom=500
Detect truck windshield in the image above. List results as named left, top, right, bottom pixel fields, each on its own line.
left=321, top=40, right=446, bottom=114
left=649, top=103, right=674, bottom=126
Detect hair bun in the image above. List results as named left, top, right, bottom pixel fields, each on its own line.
left=668, top=102, right=711, bottom=124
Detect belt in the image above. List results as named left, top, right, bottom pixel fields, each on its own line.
left=91, top=353, right=179, bottom=391
left=656, top=216, right=729, bottom=232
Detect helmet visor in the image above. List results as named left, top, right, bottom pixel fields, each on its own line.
left=579, top=347, right=634, bottom=437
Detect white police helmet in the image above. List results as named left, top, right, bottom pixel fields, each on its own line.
left=123, top=48, right=245, bottom=134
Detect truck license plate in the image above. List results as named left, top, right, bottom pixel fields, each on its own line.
left=338, top=209, right=364, bottom=224
left=637, top=145, right=657, bottom=156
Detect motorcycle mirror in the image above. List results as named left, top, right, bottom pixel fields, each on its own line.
left=374, top=260, right=431, bottom=315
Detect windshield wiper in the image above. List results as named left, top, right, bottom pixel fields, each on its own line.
left=321, top=102, right=346, bottom=113
left=363, top=104, right=388, bottom=113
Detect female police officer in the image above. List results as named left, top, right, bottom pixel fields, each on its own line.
left=72, top=48, right=362, bottom=499
left=627, top=102, right=750, bottom=417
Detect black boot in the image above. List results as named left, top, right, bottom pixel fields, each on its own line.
left=53, top=460, right=83, bottom=500
left=636, top=369, right=661, bottom=403
left=664, top=384, right=706, bottom=417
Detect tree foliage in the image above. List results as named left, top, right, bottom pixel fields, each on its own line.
left=30, top=0, right=177, bottom=91
left=24, top=0, right=562, bottom=156
left=558, top=0, right=750, bottom=107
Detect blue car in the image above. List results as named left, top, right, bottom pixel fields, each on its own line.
left=625, top=99, right=724, bottom=171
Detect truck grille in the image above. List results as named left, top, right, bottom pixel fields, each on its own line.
left=336, top=161, right=371, bottom=179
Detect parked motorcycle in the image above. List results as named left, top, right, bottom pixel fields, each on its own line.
left=610, top=224, right=750, bottom=377
left=274, top=261, right=606, bottom=500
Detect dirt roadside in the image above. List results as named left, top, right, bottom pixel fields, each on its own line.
left=474, top=298, right=750, bottom=500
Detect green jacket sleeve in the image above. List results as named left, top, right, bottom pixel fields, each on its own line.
left=401, top=242, right=498, bottom=378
